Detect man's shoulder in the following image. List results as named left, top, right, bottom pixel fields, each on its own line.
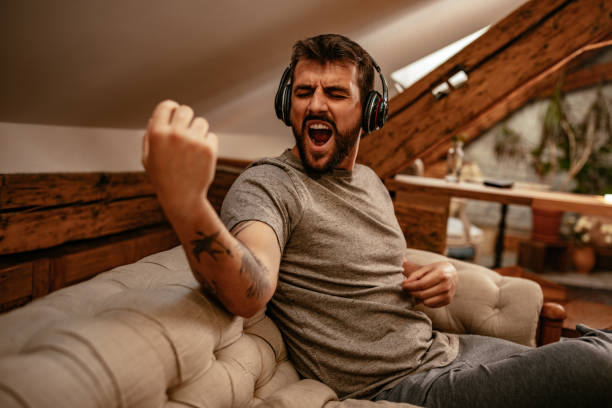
left=248, top=151, right=301, bottom=172
left=230, top=154, right=305, bottom=198
left=238, top=157, right=294, bottom=185
left=237, top=151, right=307, bottom=188
left=354, top=163, right=384, bottom=184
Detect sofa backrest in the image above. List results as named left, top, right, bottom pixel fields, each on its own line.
left=0, top=246, right=542, bottom=407
left=0, top=247, right=305, bottom=407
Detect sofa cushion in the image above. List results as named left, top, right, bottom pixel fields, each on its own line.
left=0, top=246, right=422, bottom=408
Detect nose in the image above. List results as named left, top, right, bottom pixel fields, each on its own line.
left=308, top=87, right=329, bottom=114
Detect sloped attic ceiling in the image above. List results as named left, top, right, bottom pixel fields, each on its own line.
left=0, top=0, right=527, bottom=134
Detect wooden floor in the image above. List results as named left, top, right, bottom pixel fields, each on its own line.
left=561, top=299, right=612, bottom=337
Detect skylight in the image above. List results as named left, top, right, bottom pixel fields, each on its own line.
left=391, top=25, right=490, bottom=92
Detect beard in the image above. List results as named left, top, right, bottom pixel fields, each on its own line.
left=291, top=113, right=362, bottom=175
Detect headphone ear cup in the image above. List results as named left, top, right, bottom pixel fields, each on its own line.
left=377, top=99, right=388, bottom=129
left=281, top=85, right=292, bottom=126
left=362, top=91, right=381, bottom=134
left=275, top=66, right=293, bottom=126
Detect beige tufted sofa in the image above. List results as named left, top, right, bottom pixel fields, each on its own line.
left=0, top=246, right=543, bottom=408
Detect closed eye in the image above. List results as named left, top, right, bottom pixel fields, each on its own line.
left=294, top=85, right=314, bottom=98
left=295, top=91, right=313, bottom=98
left=328, top=92, right=347, bottom=99
left=325, top=86, right=350, bottom=99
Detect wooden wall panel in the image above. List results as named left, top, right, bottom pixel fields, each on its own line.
left=392, top=190, right=450, bottom=254
left=52, top=225, right=180, bottom=289
left=0, top=160, right=247, bottom=312
left=208, top=166, right=244, bottom=213
left=0, top=261, right=34, bottom=305
left=0, top=225, right=179, bottom=312
left=0, top=162, right=246, bottom=256
left=0, top=172, right=153, bottom=210
left=1, top=197, right=165, bottom=255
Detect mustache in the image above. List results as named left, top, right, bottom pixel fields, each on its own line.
left=301, top=114, right=337, bottom=133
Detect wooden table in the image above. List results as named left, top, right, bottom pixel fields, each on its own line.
left=388, top=175, right=612, bottom=216
left=386, top=175, right=612, bottom=266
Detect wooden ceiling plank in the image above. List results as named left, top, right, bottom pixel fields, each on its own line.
left=358, top=0, right=612, bottom=179
left=420, top=46, right=612, bottom=167
left=387, top=0, right=571, bottom=119
left=559, top=59, right=612, bottom=95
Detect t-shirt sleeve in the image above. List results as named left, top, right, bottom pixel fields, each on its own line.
left=220, top=164, right=304, bottom=252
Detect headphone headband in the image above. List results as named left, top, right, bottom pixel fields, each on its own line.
left=370, top=58, right=388, bottom=113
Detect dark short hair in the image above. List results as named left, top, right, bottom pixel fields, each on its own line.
left=290, top=34, right=375, bottom=104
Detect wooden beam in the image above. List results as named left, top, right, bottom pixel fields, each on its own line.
left=358, top=0, right=612, bottom=179
left=0, top=162, right=246, bottom=256
left=0, top=197, right=167, bottom=255
left=385, top=0, right=570, bottom=119
left=0, top=172, right=154, bottom=211
left=556, top=60, right=612, bottom=96
left=420, top=45, right=612, bottom=167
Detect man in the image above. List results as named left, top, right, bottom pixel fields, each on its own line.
left=143, top=34, right=611, bottom=407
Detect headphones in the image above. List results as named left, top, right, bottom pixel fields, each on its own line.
left=274, top=58, right=388, bottom=134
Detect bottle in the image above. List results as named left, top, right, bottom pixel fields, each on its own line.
left=445, top=136, right=464, bottom=182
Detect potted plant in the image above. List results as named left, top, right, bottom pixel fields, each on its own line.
left=494, top=79, right=612, bottom=243
left=562, top=214, right=597, bottom=274
left=531, top=82, right=612, bottom=194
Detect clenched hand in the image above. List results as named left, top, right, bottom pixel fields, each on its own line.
left=142, top=100, right=218, bottom=219
left=401, top=260, right=458, bottom=308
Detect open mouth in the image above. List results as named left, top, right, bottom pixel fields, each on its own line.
left=307, top=122, right=333, bottom=146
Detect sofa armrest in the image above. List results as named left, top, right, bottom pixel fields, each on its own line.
left=537, top=302, right=567, bottom=345
left=405, top=249, right=543, bottom=347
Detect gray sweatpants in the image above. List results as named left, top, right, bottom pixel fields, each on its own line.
left=374, top=325, right=612, bottom=407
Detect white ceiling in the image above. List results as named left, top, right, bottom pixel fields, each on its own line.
left=0, top=0, right=528, bottom=137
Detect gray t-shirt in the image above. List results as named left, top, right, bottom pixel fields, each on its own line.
left=221, top=150, right=458, bottom=399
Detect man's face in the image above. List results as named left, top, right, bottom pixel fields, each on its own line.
left=289, top=59, right=363, bottom=174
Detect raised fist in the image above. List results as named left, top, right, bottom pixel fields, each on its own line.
left=142, top=100, right=218, bottom=217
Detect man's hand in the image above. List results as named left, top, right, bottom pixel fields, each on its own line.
left=401, top=260, right=458, bottom=308
left=142, top=100, right=218, bottom=218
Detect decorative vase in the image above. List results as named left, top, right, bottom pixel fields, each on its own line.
left=445, top=139, right=464, bottom=182
left=572, top=245, right=596, bottom=275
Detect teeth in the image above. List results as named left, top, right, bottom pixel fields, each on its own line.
left=309, top=123, right=331, bottom=130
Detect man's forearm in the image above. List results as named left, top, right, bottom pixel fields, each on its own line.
left=141, top=101, right=277, bottom=317
left=167, top=198, right=274, bottom=317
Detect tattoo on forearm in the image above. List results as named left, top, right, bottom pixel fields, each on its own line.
left=236, top=241, right=271, bottom=300
left=189, top=225, right=270, bottom=302
left=200, top=277, right=218, bottom=295
left=190, top=230, right=232, bottom=262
